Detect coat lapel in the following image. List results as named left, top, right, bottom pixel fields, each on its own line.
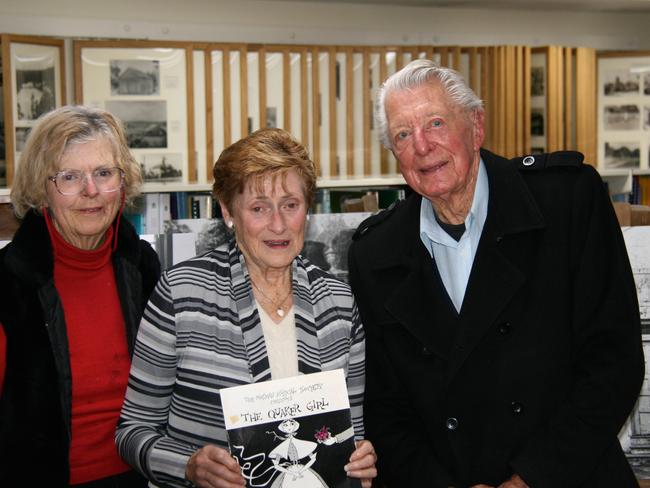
left=376, top=196, right=455, bottom=358
left=446, top=150, right=545, bottom=382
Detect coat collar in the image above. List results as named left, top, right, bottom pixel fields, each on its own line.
left=381, top=149, right=545, bottom=377
left=4, top=209, right=142, bottom=287
left=227, top=239, right=321, bottom=383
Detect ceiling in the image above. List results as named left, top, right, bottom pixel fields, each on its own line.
left=274, top=0, right=650, bottom=13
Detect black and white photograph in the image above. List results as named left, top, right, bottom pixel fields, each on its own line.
left=110, top=59, right=160, bottom=96
left=604, top=104, right=640, bottom=131
left=531, top=66, right=545, bottom=97
left=644, top=106, right=650, bottom=130
left=531, top=107, right=545, bottom=136
left=142, top=153, right=183, bottom=182
left=14, top=127, right=31, bottom=153
left=603, top=141, right=640, bottom=169
left=620, top=227, right=650, bottom=477
left=645, top=73, right=650, bottom=96
left=157, top=212, right=370, bottom=279
left=603, top=70, right=640, bottom=96
left=105, top=100, right=167, bottom=148
left=302, top=212, right=371, bottom=282
left=15, top=67, right=56, bottom=121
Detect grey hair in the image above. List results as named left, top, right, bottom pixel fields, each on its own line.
left=375, top=58, right=484, bottom=149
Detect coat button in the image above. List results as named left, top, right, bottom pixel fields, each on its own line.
left=511, top=401, right=524, bottom=414
left=421, top=346, right=433, bottom=356
left=498, top=322, right=511, bottom=334
left=446, top=417, right=459, bottom=430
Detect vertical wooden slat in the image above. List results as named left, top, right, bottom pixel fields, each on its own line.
left=469, top=47, right=479, bottom=95
left=300, top=48, right=308, bottom=146
left=498, top=46, right=507, bottom=156
left=204, top=49, right=214, bottom=181
left=515, top=46, right=524, bottom=156
left=452, top=46, right=462, bottom=72
left=439, top=46, right=449, bottom=67
left=480, top=47, right=492, bottom=151
left=425, top=46, right=434, bottom=61
left=328, top=47, right=338, bottom=176
left=2, top=35, right=15, bottom=186
left=222, top=47, right=232, bottom=148
left=575, top=47, right=597, bottom=165
left=564, top=47, right=573, bottom=150
left=547, top=46, right=560, bottom=151
left=346, top=48, right=354, bottom=177
left=395, top=47, right=403, bottom=71
left=258, top=47, right=267, bottom=129
left=363, top=48, right=371, bottom=176
left=240, top=45, right=249, bottom=137
left=73, top=41, right=83, bottom=104
left=523, top=46, right=532, bottom=154
left=379, top=48, right=389, bottom=175
left=311, top=47, right=321, bottom=175
left=283, top=49, right=291, bottom=131
left=505, top=46, right=516, bottom=158
left=185, top=45, right=196, bottom=182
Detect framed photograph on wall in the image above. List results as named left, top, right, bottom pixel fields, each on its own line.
left=598, top=52, right=650, bottom=171
left=74, top=40, right=196, bottom=186
left=1, top=34, right=66, bottom=187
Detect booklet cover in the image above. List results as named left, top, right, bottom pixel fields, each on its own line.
left=220, top=369, right=361, bottom=488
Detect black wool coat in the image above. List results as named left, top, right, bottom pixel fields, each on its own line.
left=0, top=210, right=161, bottom=486
left=348, top=149, right=644, bottom=488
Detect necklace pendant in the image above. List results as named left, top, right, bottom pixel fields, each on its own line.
left=277, top=308, right=285, bottom=317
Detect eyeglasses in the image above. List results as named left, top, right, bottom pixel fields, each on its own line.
left=49, top=167, right=125, bottom=196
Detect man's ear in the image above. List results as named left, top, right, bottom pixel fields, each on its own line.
left=472, top=109, right=485, bottom=151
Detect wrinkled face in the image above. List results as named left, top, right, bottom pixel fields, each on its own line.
left=45, top=137, right=122, bottom=250
left=385, top=82, right=484, bottom=202
left=222, top=170, right=308, bottom=275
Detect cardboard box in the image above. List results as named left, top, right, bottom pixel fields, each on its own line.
left=613, top=202, right=650, bottom=227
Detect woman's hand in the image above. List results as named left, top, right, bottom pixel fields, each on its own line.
left=185, top=445, right=246, bottom=488
left=344, top=439, right=378, bottom=488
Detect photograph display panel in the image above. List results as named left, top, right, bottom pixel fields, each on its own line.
left=10, top=41, right=64, bottom=177
left=78, top=45, right=191, bottom=185
left=598, top=55, right=650, bottom=170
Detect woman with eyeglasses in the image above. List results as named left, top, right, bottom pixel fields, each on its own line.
left=0, top=105, right=160, bottom=487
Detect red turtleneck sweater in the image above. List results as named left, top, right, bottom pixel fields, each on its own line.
left=48, top=221, right=132, bottom=484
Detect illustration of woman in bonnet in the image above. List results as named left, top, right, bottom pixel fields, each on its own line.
left=269, top=418, right=328, bottom=488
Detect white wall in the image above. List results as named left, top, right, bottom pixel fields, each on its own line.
left=1, top=0, right=649, bottom=50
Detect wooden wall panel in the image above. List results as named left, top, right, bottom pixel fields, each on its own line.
left=575, top=47, right=597, bottom=165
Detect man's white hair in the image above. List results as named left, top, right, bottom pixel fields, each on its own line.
left=375, top=59, right=484, bottom=149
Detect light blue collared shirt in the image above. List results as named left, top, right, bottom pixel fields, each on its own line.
left=419, top=159, right=489, bottom=313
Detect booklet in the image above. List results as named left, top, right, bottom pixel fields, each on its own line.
left=220, top=369, right=361, bottom=488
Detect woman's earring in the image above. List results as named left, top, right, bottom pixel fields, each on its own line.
left=226, top=220, right=234, bottom=229
left=306, top=213, right=311, bottom=222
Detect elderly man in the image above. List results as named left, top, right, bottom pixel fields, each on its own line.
left=348, top=59, right=644, bottom=488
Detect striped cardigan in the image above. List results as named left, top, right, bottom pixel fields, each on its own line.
left=116, top=239, right=365, bottom=487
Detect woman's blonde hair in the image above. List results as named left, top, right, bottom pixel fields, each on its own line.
left=212, top=128, right=316, bottom=214
left=11, top=105, right=143, bottom=218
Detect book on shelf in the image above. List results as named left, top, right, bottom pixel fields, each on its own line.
left=220, top=369, right=360, bottom=488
